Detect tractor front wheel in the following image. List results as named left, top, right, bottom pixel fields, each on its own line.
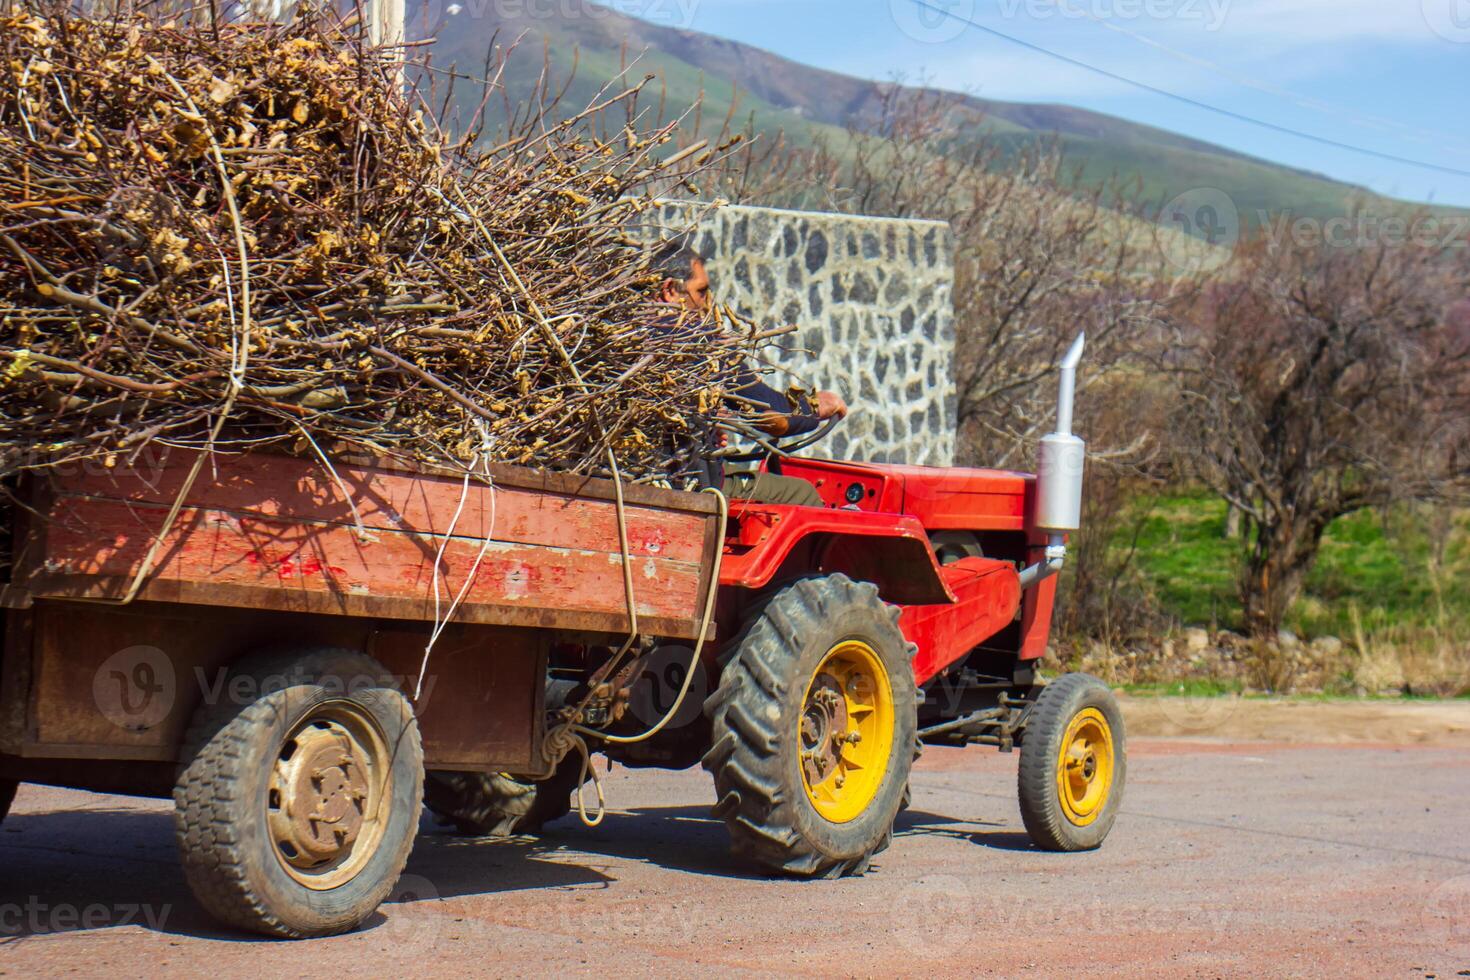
left=703, top=574, right=917, bottom=878
left=1017, top=672, right=1125, bottom=851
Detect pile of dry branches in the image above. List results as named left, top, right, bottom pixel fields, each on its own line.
left=0, top=3, right=741, bottom=489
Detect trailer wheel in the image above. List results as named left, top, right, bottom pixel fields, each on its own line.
left=1017, top=672, right=1125, bottom=852
left=173, top=648, right=423, bottom=938
left=0, top=779, right=15, bottom=826
left=702, top=574, right=917, bottom=878
left=424, top=757, right=586, bottom=837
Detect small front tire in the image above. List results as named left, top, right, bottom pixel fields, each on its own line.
left=1017, top=672, right=1125, bottom=852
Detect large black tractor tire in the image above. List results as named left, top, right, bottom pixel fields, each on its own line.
left=0, top=779, right=16, bottom=826
left=702, top=574, right=918, bottom=878
left=173, top=648, right=423, bottom=939
left=1017, top=672, right=1126, bottom=852
left=424, top=757, right=588, bottom=837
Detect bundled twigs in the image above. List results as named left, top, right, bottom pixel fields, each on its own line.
left=0, top=2, right=754, bottom=494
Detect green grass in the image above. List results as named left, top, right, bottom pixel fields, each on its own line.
left=1123, top=494, right=1470, bottom=640
left=1127, top=494, right=1239, bottom=628
left=1117, top=681, right=1457, bottom=702
left=1121, top=678, right=1243, bottom=698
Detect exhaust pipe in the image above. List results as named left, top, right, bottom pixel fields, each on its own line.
left=1019, top=334, right=1086, bottom=589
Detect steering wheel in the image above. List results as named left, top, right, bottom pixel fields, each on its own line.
left=716, top=414, right=843, bottom=465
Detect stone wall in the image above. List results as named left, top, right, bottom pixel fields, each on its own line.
left=652, top=203, right=957, bottom=467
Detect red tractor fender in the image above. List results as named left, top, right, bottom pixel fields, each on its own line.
left=717, top=502, right=954, bottom=606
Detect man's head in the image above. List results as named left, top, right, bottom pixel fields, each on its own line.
left=651, top=237, right=710, bottom=313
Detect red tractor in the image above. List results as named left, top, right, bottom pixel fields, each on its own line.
left=0, top=337, right=1122, bottom=936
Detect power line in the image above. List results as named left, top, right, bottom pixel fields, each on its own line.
left=908, top=0, right=1470, bottom=180
left=1066, top=5, right=1470, bottom=156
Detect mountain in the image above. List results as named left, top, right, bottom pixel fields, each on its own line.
left=408, top=0, right=1457, bottom=227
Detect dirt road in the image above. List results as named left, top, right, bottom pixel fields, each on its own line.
left=3, top=705, right=1469, bottom=977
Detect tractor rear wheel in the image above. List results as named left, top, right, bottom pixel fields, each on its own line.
left=173, top=648, right=423, bottom=938
left=0, top=779, right=16, bottom=826
left=1017, top=672, right=1125, bottom=851
left=424, top=758, right=587, bottom=837
left=703, top=574, right=917, bottom=878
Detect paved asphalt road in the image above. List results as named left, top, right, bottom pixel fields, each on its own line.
left=2, top=738, right=1468, bottom=977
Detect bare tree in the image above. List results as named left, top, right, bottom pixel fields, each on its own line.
left=706, top=82, right=1174, bottom=467
left=1173, top=230, right=1470, bottom=636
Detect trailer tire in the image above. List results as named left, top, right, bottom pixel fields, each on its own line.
left=0, top=780, right=15, bottom=826
left=702, top=574, right=917, bottom=878
left=424, top=757, right=586, bottom=837
left=173, top=648, right=423, bottom=938
left=1017, top=672, right=1125, bottom=852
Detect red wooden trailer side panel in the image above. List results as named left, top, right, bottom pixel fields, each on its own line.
left=12, top=450, right=722, bottom=641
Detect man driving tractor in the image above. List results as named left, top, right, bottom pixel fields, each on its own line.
left=651, top=240, right=847, bottom=506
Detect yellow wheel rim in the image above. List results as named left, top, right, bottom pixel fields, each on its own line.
left=1056, top=707, right=1114, bottom=826
left=799, top=640, right=895, bottom=824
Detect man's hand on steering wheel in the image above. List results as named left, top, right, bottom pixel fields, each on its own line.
left=815, top=390, right=848, bottom=420
left=753, top=390, right=846, bottom=437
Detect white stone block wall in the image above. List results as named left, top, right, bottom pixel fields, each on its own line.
left=652, top=203, right=957, bottom=467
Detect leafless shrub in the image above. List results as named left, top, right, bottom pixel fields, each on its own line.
left=1170, top=230, right=1470, bottom=636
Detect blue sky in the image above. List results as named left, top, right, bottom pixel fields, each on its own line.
left=608, top=0, right=1470, bottom=208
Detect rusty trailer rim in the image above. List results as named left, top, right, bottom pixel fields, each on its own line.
left=267, top=700, right=391, bottom=891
